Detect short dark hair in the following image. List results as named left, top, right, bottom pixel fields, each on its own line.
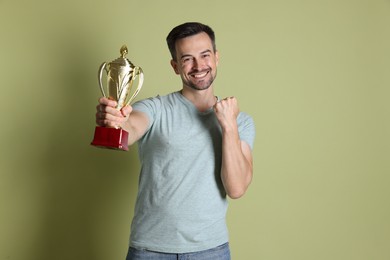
left=166, top=22, right=216, bottom=61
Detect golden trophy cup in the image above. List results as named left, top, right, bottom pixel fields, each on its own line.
left=91, top=45, right=144, bottom=151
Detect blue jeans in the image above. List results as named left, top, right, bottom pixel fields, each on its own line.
left=126, top=242, right=231, bottom=260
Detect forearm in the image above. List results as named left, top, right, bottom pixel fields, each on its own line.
left=220, top=126, right=253, bottom=199
left=121, top=110, right=149, bottom=146
left=121, top=121, right=140, bottom=146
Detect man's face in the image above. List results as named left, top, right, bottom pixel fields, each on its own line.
left=171, top=32, right=219, bottom=91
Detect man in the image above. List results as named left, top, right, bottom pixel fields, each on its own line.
left=95, top=22, right=255, bottom=260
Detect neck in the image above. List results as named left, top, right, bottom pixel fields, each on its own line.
left=180, top=87, right=217, bottom=112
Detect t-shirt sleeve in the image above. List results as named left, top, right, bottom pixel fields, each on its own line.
left=237, top=112, right=256, bottom=150
left=132, top=95, right=161, bottom=132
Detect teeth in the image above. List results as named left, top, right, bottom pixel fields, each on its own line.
left=193, top=72, right=207, bottom=78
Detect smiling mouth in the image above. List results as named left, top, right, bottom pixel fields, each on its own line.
left=191, top=70, right=209, bottom=79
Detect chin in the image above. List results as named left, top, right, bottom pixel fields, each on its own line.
left=189, top=84, right=212, bottom=91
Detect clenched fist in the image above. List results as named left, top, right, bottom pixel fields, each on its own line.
left=213, top=96, right=239, bottom=131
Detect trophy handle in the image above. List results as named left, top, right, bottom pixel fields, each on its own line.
left=98, top=62, right=108, bottom=98
left=124, top=67, right=144, bottom=106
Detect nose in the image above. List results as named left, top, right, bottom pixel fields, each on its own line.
left=192, top=58, right=204, bottom=70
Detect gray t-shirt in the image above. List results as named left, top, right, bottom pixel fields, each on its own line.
left=130, top=91, right=255, bottom=253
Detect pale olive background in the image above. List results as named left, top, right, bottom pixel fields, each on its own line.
left=1, top=0, right=389, bottom=259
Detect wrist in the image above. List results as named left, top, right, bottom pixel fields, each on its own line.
left=221, top=125, right=239, bottom=140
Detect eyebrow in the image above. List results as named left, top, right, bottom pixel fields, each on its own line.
left=201, top=49, right=212, bottom=55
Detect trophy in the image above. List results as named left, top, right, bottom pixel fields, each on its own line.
left=91, top=45, right=144, bottom=151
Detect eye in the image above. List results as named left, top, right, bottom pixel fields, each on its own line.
left=181, top=57, right=193, bottom=64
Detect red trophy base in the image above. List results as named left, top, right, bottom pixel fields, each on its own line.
left=91, top=126, right=129, bottom=151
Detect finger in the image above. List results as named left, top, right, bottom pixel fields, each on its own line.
left=95, top=111, right=107, bottom=124
left=103, top=105, right=124, bottom=117
left=214, top=99, right=221, bottom=108
left=96, top=113, right=123, bottom=128
left=218, top=98, right=230, bottom=107
left=223, top=96, right=237, bottom=107
left=96, top=104, right=102, bottom=112
left=96, top=111, right=108, bottom=126
left=97, top=98, right=119, bottom=116
left=98, top=97, right=117, bottom=107
left=221, top=96, right=233, bottom=101
left=223, top=96, right=235, bottom=101
left=121, top=105, right=133, bottom=117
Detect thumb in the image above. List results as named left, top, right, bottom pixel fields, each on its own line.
left=121, top=105, right=133, bottom=117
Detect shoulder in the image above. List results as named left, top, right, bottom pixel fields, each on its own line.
left=132, top=91, right=182, bottom=120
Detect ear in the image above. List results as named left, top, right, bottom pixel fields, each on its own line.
left=170, top=59, right=180, bottom=75
left=215, top=50, right=219, bottom=66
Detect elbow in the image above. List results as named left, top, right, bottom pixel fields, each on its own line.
left=226, top=187, right=246, bottom=200
left=224, top=175, right=252, bottom=199
left=222, top=167, right=253, bottom=199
